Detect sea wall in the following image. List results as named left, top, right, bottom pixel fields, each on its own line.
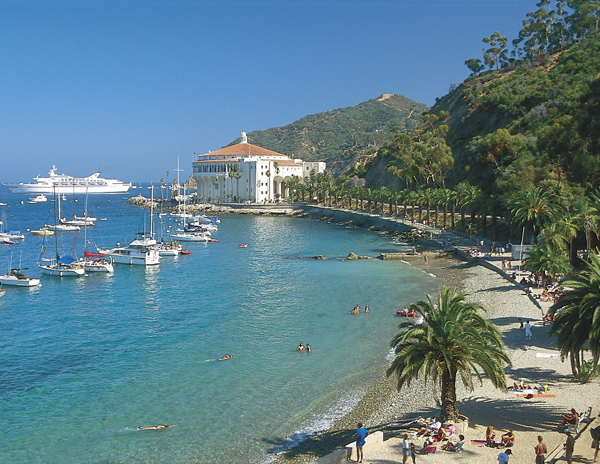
left=308, top=431, right=384, bottom=464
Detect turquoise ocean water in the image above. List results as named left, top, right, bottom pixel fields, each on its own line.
left=0, top=190, right=438, bottom=464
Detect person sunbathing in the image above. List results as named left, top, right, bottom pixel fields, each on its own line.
left=437, top=421, right=456, bottom=440
left=416, top=419, right=441, bottom=438
left=561, top=409, right=579, bottom=427
left=501, top=429, right=515, bottom=447
left=486, top=425, right=496, bottom=447
left=441, top=434, right=465, bottom=451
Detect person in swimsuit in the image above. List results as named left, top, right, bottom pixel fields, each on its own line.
left=306, top=344, right=311, bottom=353
left=138, top=424, right=169, bottom=430
left=297, top=343, right=304, bottom=352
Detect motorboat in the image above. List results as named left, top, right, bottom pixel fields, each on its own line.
left=157, top=241, right=182, bottom=256
left=0, top=269, right=41, bottom=287
left=106, top=234, right=160, bottom=265
left=30, top=228, right=54, bottom=236
left=0, top=288, right=5, bottom=298
left=5, top=165, right=132, bottom=194
left=170, top=232, right=210, bottom=242
left=28, top=194, right=48, bottom=204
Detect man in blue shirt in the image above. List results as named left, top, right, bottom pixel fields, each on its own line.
left=355, top=422, right=369, bottom=463
left=498, top=448, right=512, bottom=464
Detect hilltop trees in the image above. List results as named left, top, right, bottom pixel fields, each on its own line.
left=387, top=111, right=454, bottom=189
left=466, top=1, right=600, bottom=74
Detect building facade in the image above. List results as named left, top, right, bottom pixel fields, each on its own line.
left=192, top=132, right=326, bottom=203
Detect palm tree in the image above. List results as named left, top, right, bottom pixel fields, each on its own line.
left=437, top=188, right=452, bottom=229
left=509, top=187, right=559, bottom=242
left=558, top=213, right=581, bottom=265
left=523, top=244, right=572, bottom=281
left=550, top=253, right=600, bottom=382
left=388, top=287, right=510, bottom=421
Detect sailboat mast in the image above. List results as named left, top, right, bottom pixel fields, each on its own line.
left=150, top=184, right=154, bottom=238
left=54, top=187, right=59, bottom=261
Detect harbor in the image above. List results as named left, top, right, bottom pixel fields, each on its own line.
left=0, top=188, right=440, bottom=464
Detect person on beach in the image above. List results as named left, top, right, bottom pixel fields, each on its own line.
left=402, top=433, right=410, bottom=464
left=561, top=408, right=579, bottom=427
left=297, top=343, right=304, bottom=352
left=535, top=435, right=547, bottom=464
left=486, top=425, right=497, bottom=446
left=498, top=448, right=512, bottom=464
left=519, top=318, right=524, bottom=331
left=409, top=442, right=416, bottom=463
left=501, top=429, right=516, bottom=447
left=524, top=321, right=532, bottom=341
left=564, top=430, right=575, bottom=464
left=355, top=423, right=368, bottom=463
left=441, top=434, right=464, bottom=451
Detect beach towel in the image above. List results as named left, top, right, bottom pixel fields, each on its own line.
left=471, top=440, right=487, bottom=445
left=517, top=393, right=556, bottom=398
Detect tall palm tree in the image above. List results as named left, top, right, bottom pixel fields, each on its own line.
left=550, top=253, right=600, bottom=382
left=509, top=187, right=560, bottom=242
left=388, top=287, right=510, bottom=421
left=437, top=188, right=452, bottom=229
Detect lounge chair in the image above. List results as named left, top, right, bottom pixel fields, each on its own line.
left=568, top=406, right=593, bottom=434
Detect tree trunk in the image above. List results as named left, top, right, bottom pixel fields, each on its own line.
left=441, top=366, right=460, bottom=422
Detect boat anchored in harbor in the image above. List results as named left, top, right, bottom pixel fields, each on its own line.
left=5, top=165, right=132, bottom=194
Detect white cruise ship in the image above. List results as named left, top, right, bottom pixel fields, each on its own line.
left=5, top=165, right=131, bottom=194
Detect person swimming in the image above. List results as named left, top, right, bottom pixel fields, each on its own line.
left=219, top=354, right=234, bottom=360
left=138, top=424, right=170, bottom=430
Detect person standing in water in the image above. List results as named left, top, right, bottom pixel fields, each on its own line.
left=306, top=344, right=311, bottom=353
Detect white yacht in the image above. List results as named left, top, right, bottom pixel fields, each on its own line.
left=28, top=194, right=48, bottom=204
left=106, top=234, right=160, bottom=265
left=0, top=269, right=41, bottom=287
left=5, top=165, right=131, bottom=194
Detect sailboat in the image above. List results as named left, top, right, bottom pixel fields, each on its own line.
left=156, top=184, right=181, bottom=256
left=79, top=190, right=113, bottom=273
left=170, top=186, right=210, bottom=242
left=1, top=190, right=25, bottom=240
left=37, top=188, right=85, bottom=277
left=105, top=185, right=160, bottom=265
left=0, top=253, right=41, bottom=287
left=45, top=192, right=79, bottom=231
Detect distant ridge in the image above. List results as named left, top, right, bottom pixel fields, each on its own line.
left=228, top=94, right=429, bottom=176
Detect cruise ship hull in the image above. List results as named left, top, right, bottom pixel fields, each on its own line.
left=7, top=183, right=131, bottom=194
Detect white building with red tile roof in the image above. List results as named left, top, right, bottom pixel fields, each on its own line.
left=192, top=132, right=326, bottom=203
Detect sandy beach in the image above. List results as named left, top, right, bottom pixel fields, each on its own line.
left=273, top=258, right=600, bottom=464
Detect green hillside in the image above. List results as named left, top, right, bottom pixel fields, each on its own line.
left=228, top=94, right=429, bottom=175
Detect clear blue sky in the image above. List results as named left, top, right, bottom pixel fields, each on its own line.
left=1, top=0, right=536, bottom=184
